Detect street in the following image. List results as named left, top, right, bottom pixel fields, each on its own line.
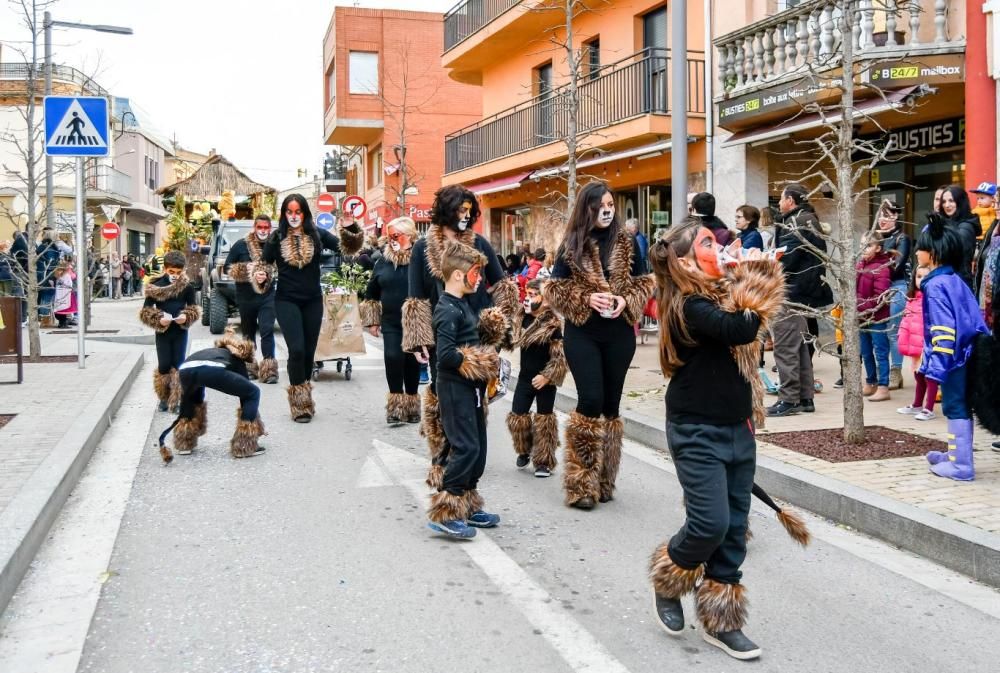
left=0, top=316, right=997, bottom=673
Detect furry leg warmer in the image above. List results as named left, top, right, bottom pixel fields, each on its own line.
left=386, top=392, right=407, bottom=423
left=696, top=579, right=749, bottom=634
left=402, top=393, right=421, bottom=423
left=531, top=412, right=559, bottom=471
left=193, top=401, right=208, bottom=437
left=167, top=369, right=182, bottom=411
left=465, top=489, right=485, bottom=514
left=173, top=416, right=201, bottom=455
left=562, top=411, right=603, bottom=506
left=287, top=382, right=315, bottom=420
left=247, top=359, right=260, bottom=380
left=427, top=490, right=470, bottom=523
left=421, top=387, right=446, bottom=459
left=599, top=416, right=624, bottom=502
left=230, top=413, right=266, bottom=458
left=649, top=543, right=703, bottom=599
left=258, top=357, right=279, bottom=383
left=507, top=412, right=532, bottom=458
left=153, top=370, right=171, bottom=403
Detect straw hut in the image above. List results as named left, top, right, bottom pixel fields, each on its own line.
left=157, top=154, right=276, bottom=219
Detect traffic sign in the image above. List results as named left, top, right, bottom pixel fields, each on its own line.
left=100, top=222, right=120, bottom=240
left=44, top=96, right=109, bottom=157
left=316, top=212, right=335, bottom=230
left=189, top=239, right=201, bottom=253
left=342, top=195, right=367, bottom=220
left=316, top=193, right=336, bottom=212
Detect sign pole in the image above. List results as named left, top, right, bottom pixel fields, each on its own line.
left=75, top=156, right=86, bottom=369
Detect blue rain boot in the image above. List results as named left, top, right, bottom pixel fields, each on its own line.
left=926, top=418, right=962, bottom=465
left=759, top=367, right=779, bottom=394
left=930, top=418, right=975, bottom=481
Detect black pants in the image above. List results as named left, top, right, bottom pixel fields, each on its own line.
left=239, top=294, right=276, bottom=359
left=564, top=319, right=636, bottom=418
left=438, top=378, right=488, bottom=495
left=179, top=366, right=259, bottom=421
left=383, top=326, right=420, bottom=395
left=274, top=296, right=323, bottom=385
left=511, top=369, right=556, bottom=415
left=666, top=420, right=755, bottom=585
left=155, top=329, right=188, bottom=375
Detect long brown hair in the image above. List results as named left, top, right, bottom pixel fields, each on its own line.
left=649, top=218, right=720, bottom=377
left=560, top=181, right=619, bottom=269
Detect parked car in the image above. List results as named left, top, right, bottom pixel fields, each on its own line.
left=200, top=219, right=253, bottom=334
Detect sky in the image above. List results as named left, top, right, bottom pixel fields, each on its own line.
left=0, top=0, right=458, bottom=190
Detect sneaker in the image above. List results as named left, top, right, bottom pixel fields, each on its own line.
left=516, top=454, right=530, bottom=468
left=157, top=400, right=168, bottom=412
left=405, top=414, right=421, bottom=424
left=702, top=629, right=762, bottom=660
left=571, top=496, right=596, bottom=510
left=534, top=466, right=551, bottom=478
left=466, top=509, right=500, bottom=528
left=914, top=409, right=936, bottom=421
left=799, top=399, right=815, bottom=413
left=766, top=400, right=800, bottom=417
left=833, top=378, right=844, bottom=389
left=386, top=414, right=402, bottom=425
left=992, top=441, right=1000, bottom=452
left=263, top=374, right=278, bottom=384
left=427, top=519, right=476, bottom=538
left=897, top=405, right=920, bottom=415
left=653, top=592, right=685, bottom=636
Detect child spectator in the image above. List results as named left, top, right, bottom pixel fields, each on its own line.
left=856, top=233, right=894, bottom=401
left=897, top=266, right=935, bottom=420
left=970, top=182, right=997, bottom=239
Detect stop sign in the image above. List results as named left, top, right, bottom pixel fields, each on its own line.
left=101, top=222, right=120, bottom=240
left=316, top=193, right=336, bottom=213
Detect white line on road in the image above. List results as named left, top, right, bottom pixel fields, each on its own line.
left=372, top=439, right=633, bottom=673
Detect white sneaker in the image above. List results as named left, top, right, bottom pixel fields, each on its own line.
left=914, top=409, right=936, bottom=421
left=897, top=405, right=920, bottom=415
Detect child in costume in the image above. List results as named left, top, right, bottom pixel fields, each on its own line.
left=506, top=278, right=567, bottom=478
left=917, top=216, right=990, bottom=481
left=647, top=219, right=807, bottom=660
left=896, top=266, right=936, bottom=420
left=426, top=241, right=501, bottom=539
left=139, top=251, right=199, bottom=412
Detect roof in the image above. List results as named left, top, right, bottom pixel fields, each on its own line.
left=156, top=154, right=276, bottom=199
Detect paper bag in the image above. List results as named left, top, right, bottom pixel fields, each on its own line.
left=315, top=290, right=367, bottom=359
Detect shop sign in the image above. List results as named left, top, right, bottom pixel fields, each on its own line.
left=406, top=203, right=433, bottom=221
left=863, top=53, right=965, bottom=87
left=865, top=117, right=965, bottom=154
left=718, top=79, right=841, bottom=125
left=651, top=211, right=670, bottom=226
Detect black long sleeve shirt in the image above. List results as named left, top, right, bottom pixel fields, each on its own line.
left=364, top=256, right=408, bottom=329
left=262, top=227, right=357, bottom=303
left=408, top=232, right=505, bottom=315
left=666, top=296, right=761, bottom=426
left=433, top=292, right=482, bottom=387
left=224, top=238, right=273, bottom=303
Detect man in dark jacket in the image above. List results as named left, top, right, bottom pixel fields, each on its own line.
left=768, top=183, right=831, bottom=417
left=10, top=229, right=29, bottom=322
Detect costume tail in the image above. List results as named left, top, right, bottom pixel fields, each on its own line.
left=751, top=482, right=811, bottom=547
left=157, top=417, right=181, bottom=464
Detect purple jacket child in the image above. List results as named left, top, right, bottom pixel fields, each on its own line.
left=920, top=265, right=989, bottom=384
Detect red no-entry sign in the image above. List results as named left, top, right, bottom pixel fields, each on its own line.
left=101, top=222, right=120, bottom=240
left=342, top=195, right=367, bottom=220
left=316, top=193, right=336, bottom=213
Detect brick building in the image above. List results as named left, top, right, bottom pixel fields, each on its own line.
left=322, top=6, right=483, bottom=233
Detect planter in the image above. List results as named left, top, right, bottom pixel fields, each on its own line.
left=871, top=31, right=907, bottom=47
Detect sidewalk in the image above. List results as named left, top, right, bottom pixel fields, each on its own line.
left=0, top=310, right=145, bottom=614
left=537, top=334, right=1000, bottom=587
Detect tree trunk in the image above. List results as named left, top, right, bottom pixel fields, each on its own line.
left=563, top=0, right=578, bottom=220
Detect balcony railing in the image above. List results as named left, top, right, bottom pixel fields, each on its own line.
left=444, top=0, right=519, bottom=52
left=87, top=164, right=132, bottom=201
left=714, top=0, right=964, bottom=96
left=445, top=48, right=704, bottom=173
left=0, top=62, right=110, bottom=98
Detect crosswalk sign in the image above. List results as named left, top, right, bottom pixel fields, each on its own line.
left=44, top=96, right=109, bottom=157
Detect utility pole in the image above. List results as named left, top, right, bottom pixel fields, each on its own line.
left=670, top=0, right=688, bottom=226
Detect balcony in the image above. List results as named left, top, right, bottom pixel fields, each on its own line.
left=87, top=164, right=131, bottom=203
left=445, top=49, right=704, bottom=174
left=0, top=62, right=110, bottom=97
left=444, top=0, right=519, bottom=52
left=714, top=0, right=965, bottom=99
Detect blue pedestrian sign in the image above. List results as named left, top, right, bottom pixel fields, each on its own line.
left=316, top=212, right=335, bottom=230
left=44, top=96, right=109, bottom=157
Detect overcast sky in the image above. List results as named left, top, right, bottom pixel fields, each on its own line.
left=0, top=0, right=458, bottom=190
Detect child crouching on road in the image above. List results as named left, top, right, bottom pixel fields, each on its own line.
left=506, top=278, right=567, bottom=478
left=139, top=250, right=199, bottom=412
left=427, top=241, right=501, bottom=539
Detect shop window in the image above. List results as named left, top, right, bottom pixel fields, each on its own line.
left=368, top=146, right=383, bottom=187
left=349, top=51, right=379, bottom=95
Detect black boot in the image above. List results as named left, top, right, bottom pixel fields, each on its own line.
left=653, top=593, right=685, bottom=636
left=702, top=630, right=761, bottom=661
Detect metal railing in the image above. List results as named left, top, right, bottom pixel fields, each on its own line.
left=444, top=0, right=520, bottom=52
left=444, top=49, right=704, bottom=173
left=87, top=164, right=131, bottom=201
left=0, top=62, right=110, bottom=98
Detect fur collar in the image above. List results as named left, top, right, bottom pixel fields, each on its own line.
left=244, top=232, right=266, bottom=261
left=280, top=232, right=314, bottom=268
left=384, top=245, right=412, bottom=268
left=424, top=224, right=476, bottom=281
left=144, top=274, right=189, bottom=301
left=567, top=230, right=635, bottom=294
left=514, top=306, right=561, bottom=348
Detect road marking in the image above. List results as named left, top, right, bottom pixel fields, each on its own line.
left=372, top=439, right=633, bottom=673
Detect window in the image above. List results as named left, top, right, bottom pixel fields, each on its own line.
left=534, top=62, right=553, bottom=98
left=368, top=145, right=382, bottom=187
left=327, top=65, right=336, bottom=104
left=643, top=6, right=667, bottom=49
left=143, top=155, right=149, bottom=187
left=585, top=38, right=600, bottom=80
left=349, top=51, right=379, bottom=95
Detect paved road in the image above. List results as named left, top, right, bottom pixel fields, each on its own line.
left=3, top=320, right=1000, bottom=672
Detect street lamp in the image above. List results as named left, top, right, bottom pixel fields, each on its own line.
left=43, top=12, right=133, bottom=229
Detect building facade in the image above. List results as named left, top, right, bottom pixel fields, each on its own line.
left=322, top=6, right=483, bottom=233
left=439, top=0, right=705, bottom=254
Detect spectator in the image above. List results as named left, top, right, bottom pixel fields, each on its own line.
left=690, top=192, right=733, bottom=246
left=856, top=232, right=893, bottom=402
left=875, top=200, right=911, bottom=390
left=0, top=240, right=15, bottom=297
left=759, top=205, right=776, bottom=249
left=11, top=229, right=29, bottom=320
left=935, top=185, right=980, bottom=290
left=970, top=182, right=997, bottom=236
left=121, top=256, right=134, bottom=297
left=975, top=191, right=1000, bottom=331
left=734, top=205, right=764, bottom=250
left=36, top=228, right=62, bottom=324
left=625, top=218, right=649, bottom=272
left=109, top=252, right=123, bottom=299
left=516, top=247, right=546, bottom=300
left=767, top=183, right=832, bottom=417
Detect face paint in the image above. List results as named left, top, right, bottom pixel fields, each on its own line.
left=457, top=201, right=473, bottom=231
left=166, top=271, right=182, bottom=283
left=464, top=264, right=482, bottom=291
left=288, top=216, right=302, bottom=228
left=387, top=227, right=410, bottom=251
left=390, top=241, right=401, bottom=251
left=693, top=227, right=723, bottom=279
left=597, top=207, right=614, bottom=227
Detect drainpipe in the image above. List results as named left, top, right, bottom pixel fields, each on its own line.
left=671, top=0, right=688, bottom=226
left=704, top=0, right=714, bottom=194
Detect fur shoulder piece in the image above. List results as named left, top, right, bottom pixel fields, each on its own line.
left=401, top=298, right=434, bottom=352
left=245, top=232, right=265, bottom=261
left=360, top=300, right=382, bottom=328
left=139, top=305, right=166, bottom=332
left=280, top=233, right=315, bottom=268
left=458, top=345, right=499, bottom=382
left=383, top=246, right=412, bottom=268
left=516, top=307, right=561, bottom=348
left=424, top=224, right=476, bottom=281
left=215, top=331, right=255, bottom=362
left=339, top=224, right=365, bottom=256
left=477, top=306, right=508, bottom=348
left=721, top=260, right=786, bottom=325
left=608, top=230, right=654, bottom=324
left=144, top=275, right=190, bottom=302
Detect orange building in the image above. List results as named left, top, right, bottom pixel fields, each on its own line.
left=322, top=6, right=483, bottom=231
left=439, top=0, right=706, bottom=253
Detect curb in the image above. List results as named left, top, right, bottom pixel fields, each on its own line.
left=86, top=334, right=155, bottom=345
left=0, top=351, right=145, bottom=614
left=511, top=372, right=1000, bottom=588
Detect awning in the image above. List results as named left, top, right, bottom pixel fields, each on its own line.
left=721, top=86, right=918, bottom=148
left=530, top=139, right=683, bottom=180
left=468, top=170, right=534, bottom=196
